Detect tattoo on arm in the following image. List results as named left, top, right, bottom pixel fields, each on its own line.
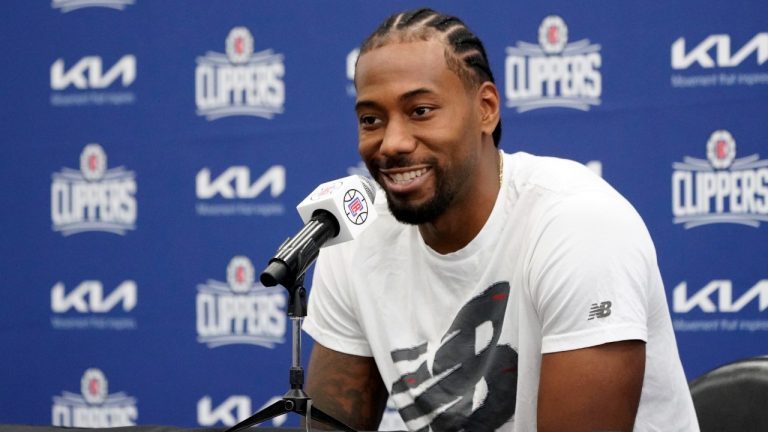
left=305, top=344, right=389, bottom=430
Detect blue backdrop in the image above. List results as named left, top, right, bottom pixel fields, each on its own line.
left=1, top=0, right=766, bottom=428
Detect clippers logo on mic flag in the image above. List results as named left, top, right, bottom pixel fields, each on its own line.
left=343, top=189, right=368, bottom=225
left=297, top=175, right=378, bottom=247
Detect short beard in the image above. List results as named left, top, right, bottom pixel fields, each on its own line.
left=381, top=162, right=457, bottom=225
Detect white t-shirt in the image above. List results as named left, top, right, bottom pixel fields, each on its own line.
left=304, top=152, right=699, bottom=431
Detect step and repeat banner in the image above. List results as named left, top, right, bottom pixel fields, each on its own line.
left=0, top=0, right=766, bottom=428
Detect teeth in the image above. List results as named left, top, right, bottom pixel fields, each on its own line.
left=391, top=168, right=427, bottom=184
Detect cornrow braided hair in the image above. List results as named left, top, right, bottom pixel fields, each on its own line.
left=358, top=8, right=502, bottom=146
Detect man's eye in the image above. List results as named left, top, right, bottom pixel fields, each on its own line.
left=359, top=115, right=380, bottom=126
left=413, top=106, right=432, bottom=117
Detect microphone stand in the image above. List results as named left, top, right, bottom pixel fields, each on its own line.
left=224, top=274, right=356, bottom=432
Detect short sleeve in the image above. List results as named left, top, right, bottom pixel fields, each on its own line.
left=528, top=190, right=652, bottom=354
left=303, top=246, right=373, bottom=357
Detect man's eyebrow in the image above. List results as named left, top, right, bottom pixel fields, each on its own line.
left=354, top=99, right=378, bottom=112
left=355, top=87, right=437, bottom=112
left=398, top=87, right=435, bottom=102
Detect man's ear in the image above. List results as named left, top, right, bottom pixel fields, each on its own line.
left=477, top=81, right=501, bottom=137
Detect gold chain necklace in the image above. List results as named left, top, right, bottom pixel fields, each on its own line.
left=498, top=149, right=504, bottom=187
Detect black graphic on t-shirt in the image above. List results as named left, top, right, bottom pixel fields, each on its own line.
left=390, top=282, right=518, bottom=432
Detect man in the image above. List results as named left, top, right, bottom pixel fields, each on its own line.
left=303, top=8, right=699, bottom=432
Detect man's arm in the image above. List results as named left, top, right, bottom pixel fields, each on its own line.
left=305, top=342, right=389, bottom=430
left=538, top=340, right=645, bottom=432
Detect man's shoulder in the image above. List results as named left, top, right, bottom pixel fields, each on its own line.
left=505, top=152, right=646, bottom=239
left=506, top=151, right=608, bottom=196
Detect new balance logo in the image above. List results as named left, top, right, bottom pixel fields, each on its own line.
left=588, top=301, right=612, bottom=320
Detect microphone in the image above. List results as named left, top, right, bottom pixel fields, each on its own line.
left=261, top=175, right=379, bottom=287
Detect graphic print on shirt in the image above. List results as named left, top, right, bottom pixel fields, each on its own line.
left=389, top=282, right=518, bottom=432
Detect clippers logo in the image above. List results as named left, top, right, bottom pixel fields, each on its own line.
left=588, top=301, right=612, bottom=320
left=197, top=395, right=286, bottom=427
left=674, top=280, right=768, bottom=313
left=50, top=55, right=136, bottom=106
left=310, top=181, right=343, bottom=201
left=82, top=369, right=108, bottom=404
left=672, top=33, right=768, bottom=70
left=195, top=165, right=285, bottom=217
left=505, top=15, right=602, bottom=112
left=51, top=144, right=137, bottom=236
left=196, top=256, right=286, bottom=348
left=52, top=368, right=138, bottom=428
left=52, top=0, right=134, bottom=12
left=343, top=189, right=368, bottom=225
left=672, top=130, right=768, bottom=228
left=195, top=27, right=285, bottom=120
left=50, top=280, right=137, bottom=330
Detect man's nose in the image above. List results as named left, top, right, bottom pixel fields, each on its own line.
left=379, top=117, right=417, bottom=157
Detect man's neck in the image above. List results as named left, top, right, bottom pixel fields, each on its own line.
left=418, top=149, right=502, bottom=254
